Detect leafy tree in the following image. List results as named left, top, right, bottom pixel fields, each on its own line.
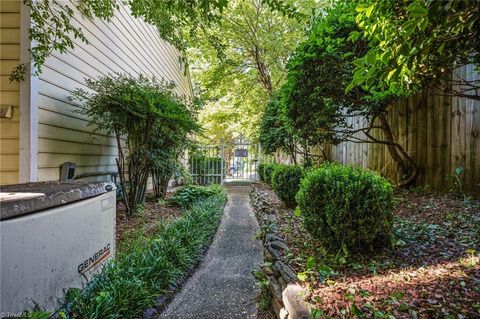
left=71, top=74, right=199, bottom=215
left=350, top=0, right=480, bottom=99
left=11, top=0, right=304, bottom=82
left=259, top=94, right=295, bottom=159
left=282, top=0, right=418, bottom=186
left=191, top=0, right=317, bottom=141
left=10, top=0, right=229, bottom=81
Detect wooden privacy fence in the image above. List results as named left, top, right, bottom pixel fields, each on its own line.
left=327, top=65, right=479, bottom=195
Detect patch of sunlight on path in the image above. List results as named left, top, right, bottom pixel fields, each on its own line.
left=158, top=185, right=263, bottom=319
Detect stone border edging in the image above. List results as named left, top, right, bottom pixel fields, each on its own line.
left=250, top=184, right=313, bottom=319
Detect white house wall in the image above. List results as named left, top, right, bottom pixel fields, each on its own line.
left=37, top=3, right=192, bottom=181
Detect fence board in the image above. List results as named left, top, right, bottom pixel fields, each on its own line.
left=324, top=66, right=479, bottom=195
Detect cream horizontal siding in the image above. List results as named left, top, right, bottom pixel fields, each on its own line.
left=37, top=2, right=193, bottom=181
left=0, top=1, right=20, bottom=185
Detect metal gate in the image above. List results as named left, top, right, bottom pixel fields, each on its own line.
left=189, top=135, right=260, bottom=185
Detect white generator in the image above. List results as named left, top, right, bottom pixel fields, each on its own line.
left=0, top=181, right=116, bottom=315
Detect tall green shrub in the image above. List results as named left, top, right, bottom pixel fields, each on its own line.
left=296, top=163, right=394, bottom=253
left=271, top=165, right=303, bottom=207
left=71, top=75, right=199, bottom=215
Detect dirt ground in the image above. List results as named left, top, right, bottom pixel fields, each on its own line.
left=116, top=192, right=183, bottom=250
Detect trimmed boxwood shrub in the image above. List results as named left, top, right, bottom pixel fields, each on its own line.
left=258, top=163, right=266, bottom=182
left=296, top=163, right=394, bottom=253
left=271, top=164, right=303, bottom=207
left=263, top=163, right=278, bottom=185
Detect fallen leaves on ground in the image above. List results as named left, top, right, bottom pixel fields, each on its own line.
left=256, top=183, right=480, bottom=318
left=116, top=192, right=182, bottom=250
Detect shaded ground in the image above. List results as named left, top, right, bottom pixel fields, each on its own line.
left=116, top=192, right=182, bottom=250
left=158, top=186, right=263, bottom=319
left=254, top=183, right=480, bottom=318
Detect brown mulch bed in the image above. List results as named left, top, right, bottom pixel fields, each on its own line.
left=116, top=192, right=182, bottom=250
left=255, top=183, right=480, bottom=318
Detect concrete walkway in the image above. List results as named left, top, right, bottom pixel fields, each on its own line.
left=159, top=186, right=263, bottom=319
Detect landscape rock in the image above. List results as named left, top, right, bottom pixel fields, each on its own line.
left=282, top=284, right=312, bottom=319
left=142, top=307, right=158, bottom=319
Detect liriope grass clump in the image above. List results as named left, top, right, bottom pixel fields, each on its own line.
left=296, top=163, right=394, bottom=254
left=64, top=185, right=227, bottom=318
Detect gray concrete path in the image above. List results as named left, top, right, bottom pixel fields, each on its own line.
left=159, top=186, right=263, bottom=319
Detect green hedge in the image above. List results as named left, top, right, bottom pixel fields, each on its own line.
left=258, top=163, right=266, bottom=182
left=296, top=163, right=394, bottom=253
left=271, top=165, right=303, bottom=207
left=262, top=163, right=278, bottom=185
left=64, top=185, right=227, bottom=318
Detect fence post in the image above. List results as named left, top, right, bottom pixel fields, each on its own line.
left=220, top=140, right=225, bottom=185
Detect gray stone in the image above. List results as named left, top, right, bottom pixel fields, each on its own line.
left=269, top=276, right=283, bottom=301
left=270, top=240, right=289, bottom=252
left=267, top=244, right=283, bottom=261
left=274, top=261, right=297, bottom=283
left=282, top=284, right=312, bottom=319
left=266, top=233, right=285, bottom=243
left=143, top=307, right=159, bottom=319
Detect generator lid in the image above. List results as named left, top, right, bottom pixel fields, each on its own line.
left=0, top=181, right=115, bottom=221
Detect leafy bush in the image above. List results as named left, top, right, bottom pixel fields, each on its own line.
left=170, top=184, right=226, bottom=208
left=64, top=186, right=227, bottom=318
left=71, top=74, right=199, bottom=215
left=271, top=164, right=303, bottom=207
left=258, top=163, right=266, bottom=182
left=296, top=163, right=394, bottom=253
left=262, top=163, right=278, bottom=185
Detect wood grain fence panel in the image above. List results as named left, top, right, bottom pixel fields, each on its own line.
left=324, top=66, right=478, bottom=195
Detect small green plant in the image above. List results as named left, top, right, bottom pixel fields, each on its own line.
left=271, top=164, right=303, bottom=207
left=296, top=163, right=394, bottom=254
left=170, top=184, right=226, bottom=208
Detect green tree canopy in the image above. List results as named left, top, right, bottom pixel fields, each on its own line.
left=350, top=0, right=480, bottom=99
left=190, top=0, right=317, bottom=142
left=280, top=0, right=418, bottom=186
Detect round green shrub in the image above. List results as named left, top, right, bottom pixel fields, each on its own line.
left=257, top=163, right=266, bottom=182
left=296, top=163, right=394, bottom=253
left=271, top=165, right=303, bottom=207
left=263, top=164, right=278, bottom=185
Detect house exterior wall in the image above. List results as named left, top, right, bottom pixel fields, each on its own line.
left=36, top=3, right=193, bottom=181
left=0, top=1, right=20, bottom=185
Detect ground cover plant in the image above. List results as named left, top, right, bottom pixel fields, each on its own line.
left=253, top=182, right=480, bottom=318
left=62, top=185, right=227, bottom=319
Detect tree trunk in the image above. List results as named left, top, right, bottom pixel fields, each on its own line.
left=377, top=113, right=418, bottom=187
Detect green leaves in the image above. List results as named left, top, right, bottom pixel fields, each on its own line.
left=407, top=2, right=428, bottom=18
left=72, top=74, right=199, bottom=215
left=351, top=0, right=479, bottom=97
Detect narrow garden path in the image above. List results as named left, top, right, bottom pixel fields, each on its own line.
left=159, top=185, right=263, bottom=319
